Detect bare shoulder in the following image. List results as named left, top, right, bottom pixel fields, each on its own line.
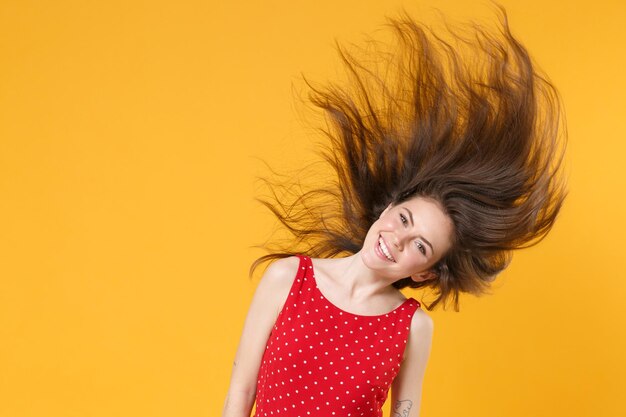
left=254, top=256, right=301, bottom=307
left=247, top=255, right=302, bottom=323
left=409, top=308, right=434, bottom=337
left=260, top=255, right=301, bottom=288
left=400, top=307, right=434, bottom=362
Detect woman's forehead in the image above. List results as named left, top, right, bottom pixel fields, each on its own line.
left=395, top=197, right=454, bottom=249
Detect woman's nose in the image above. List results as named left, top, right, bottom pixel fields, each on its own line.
left=392, top=234, right=403, bottom=250
left=394, top=230, right=413, bottom=250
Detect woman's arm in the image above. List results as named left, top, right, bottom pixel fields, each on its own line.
left=390, top=309, right=434, bottom=417
left=221, top=256, right=300, bottom=417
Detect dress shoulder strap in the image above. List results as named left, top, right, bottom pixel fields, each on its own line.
left=274, top=254, right=310, bottom=321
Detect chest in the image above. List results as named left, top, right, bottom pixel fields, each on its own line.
left=266, top=298, right=412, bottom=390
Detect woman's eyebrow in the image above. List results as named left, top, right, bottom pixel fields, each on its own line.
left=402, top=206, right=435, bottom=255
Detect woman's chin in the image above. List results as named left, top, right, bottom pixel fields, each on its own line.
left=359, top=249, right=380, bottom=269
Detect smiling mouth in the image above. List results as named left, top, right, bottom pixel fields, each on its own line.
left=378, top=235, right=396, bottom=262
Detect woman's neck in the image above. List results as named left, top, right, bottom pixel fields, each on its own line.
left=316, top=253, right=400, bottom=301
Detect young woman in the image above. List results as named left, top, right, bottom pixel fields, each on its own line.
left=222, top=5, right=567, bottom=417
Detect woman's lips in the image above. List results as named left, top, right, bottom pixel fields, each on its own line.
left=375, top=235, right=395, bottom=262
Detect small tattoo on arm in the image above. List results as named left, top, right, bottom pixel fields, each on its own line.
left=393, top=399, right=413, bottom=417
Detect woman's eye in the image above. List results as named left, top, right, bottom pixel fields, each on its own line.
left=400, top=214, right=408, bottom=225
left=416, top=242, right=426, bottom=255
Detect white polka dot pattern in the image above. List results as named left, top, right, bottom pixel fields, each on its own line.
left=254, top=255, right=420, bottom=417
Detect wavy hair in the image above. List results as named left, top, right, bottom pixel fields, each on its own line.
left=250, top=5, right=567, bottom=311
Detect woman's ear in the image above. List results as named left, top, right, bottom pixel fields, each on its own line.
left=411, top=270, right=437, bottom=283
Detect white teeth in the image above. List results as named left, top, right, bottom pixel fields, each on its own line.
left=378, top=236, right=395, bottom=262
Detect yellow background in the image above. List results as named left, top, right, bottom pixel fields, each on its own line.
left=1, top=1, right=624, bottom=416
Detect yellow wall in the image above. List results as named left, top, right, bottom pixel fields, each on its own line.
left=1, top=1, right=624, bottom=416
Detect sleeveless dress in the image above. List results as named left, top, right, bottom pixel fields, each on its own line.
left=253, top=254, right=421, bottom=417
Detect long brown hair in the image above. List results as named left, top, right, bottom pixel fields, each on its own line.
left=250, top=5, right=567, bottom=311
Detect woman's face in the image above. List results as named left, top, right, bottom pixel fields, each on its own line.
left=360, top=196, right=454, bottom=282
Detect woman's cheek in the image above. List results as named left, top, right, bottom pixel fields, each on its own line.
left=409, top=256, right=427, bottom=272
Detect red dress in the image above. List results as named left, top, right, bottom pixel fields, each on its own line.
left=253, top=254, right=421, bottom=417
